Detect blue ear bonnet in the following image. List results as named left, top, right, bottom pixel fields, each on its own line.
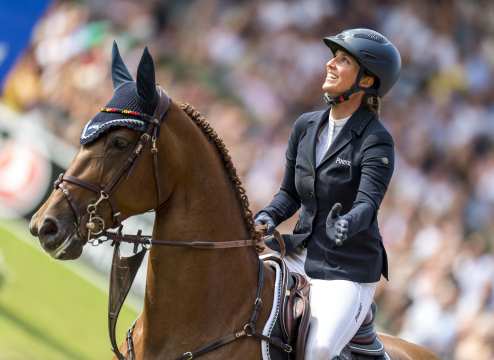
left=80, top=82, right=157, bottom=145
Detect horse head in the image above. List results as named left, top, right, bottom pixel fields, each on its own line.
left=29, top=42, right=179, bottom=259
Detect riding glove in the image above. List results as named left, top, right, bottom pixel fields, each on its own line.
left=254, top=212, right=276, bottom=235
left=326, top=203, right=349, bottom=246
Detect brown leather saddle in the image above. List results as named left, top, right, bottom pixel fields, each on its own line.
left=261, top=254, right=311, bottom=360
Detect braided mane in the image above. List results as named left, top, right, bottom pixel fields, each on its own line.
left=179, top=103, right=261, bottom=244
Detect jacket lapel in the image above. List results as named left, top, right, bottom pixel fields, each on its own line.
left=305, top=108, right=330, bottom=170
left=316, top=106, right=374, bottom=169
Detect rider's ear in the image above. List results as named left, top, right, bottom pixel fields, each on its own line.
left=136, top=47, right=157, bottom=104
left=111, top=41, right=133, bottom=89
left=359, top=74, right=375, bottom=89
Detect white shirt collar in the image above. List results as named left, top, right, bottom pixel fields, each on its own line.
left=329, top=108, right=352, bottom=126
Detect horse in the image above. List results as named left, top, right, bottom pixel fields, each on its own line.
left=29, top=43, right=439, bottom=360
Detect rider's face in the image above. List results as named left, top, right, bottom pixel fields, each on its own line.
left=322, top=49, right=360, bottom=95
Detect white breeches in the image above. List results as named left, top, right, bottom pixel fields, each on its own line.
left=276, top=247, right=377, bottom=359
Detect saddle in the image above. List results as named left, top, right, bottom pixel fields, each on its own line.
left=261, top=254, right=311, bottom=360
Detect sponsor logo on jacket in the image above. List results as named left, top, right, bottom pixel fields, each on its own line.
left=336, top=157, right=351, bottom=167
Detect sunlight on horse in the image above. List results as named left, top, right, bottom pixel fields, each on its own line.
left=29, top=43, right=439, bottom=360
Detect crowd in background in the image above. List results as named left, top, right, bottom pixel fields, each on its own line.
left=2, top=0, right=494, bottom=358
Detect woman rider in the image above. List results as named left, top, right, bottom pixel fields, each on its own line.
left=254, top=28, right=401, bottom=359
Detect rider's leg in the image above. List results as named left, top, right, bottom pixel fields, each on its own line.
left=305, top=279, right=377, bottom=360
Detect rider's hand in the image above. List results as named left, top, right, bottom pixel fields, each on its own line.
left=326, top=203, right=349, bottom=246
left=254, top=212, right=276, bottom=236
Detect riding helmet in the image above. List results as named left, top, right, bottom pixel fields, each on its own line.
left=323, top=28, right=401, bottom=97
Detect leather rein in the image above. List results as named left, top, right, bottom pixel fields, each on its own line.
left=53, top=88, right=287, bottom=359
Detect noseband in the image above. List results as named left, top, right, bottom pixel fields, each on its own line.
left=54, top=87, right=171, bottom=242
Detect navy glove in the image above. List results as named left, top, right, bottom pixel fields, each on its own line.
left=254, top=212, right=276, bottom=236
left=326, top=203, right=349, bottom=246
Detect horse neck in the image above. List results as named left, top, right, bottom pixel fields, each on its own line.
left=141, top=104, right=260, bottom=348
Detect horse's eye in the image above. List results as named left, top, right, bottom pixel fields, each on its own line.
left=112, top=137, right=130, bottom=150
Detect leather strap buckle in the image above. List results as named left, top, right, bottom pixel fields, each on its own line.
left=243, top=323, right=254, bottom=337
left=182, top=351, right=193, bottom=360
left=283, top=343, right=293, bottom=353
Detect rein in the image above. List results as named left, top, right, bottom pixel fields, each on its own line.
left=98, top=228, right=258, bottom=249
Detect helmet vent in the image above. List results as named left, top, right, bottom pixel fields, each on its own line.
left=354, top=32, right=387, bottom=44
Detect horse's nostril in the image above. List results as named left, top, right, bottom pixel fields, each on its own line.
left=39, top=217, right=59, bottom=239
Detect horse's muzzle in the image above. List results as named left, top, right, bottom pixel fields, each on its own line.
left=33, top=214, right=84, bottom=260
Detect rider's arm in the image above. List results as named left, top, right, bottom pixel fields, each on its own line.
left=342, top=131, right=395, bottom=237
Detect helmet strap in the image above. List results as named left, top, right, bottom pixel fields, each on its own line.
left=323, top=67, right=377, bottom=106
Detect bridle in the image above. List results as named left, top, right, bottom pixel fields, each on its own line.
left=52, top=87, right=289, bottom=359
left=54, top=87, right=171, bottom=242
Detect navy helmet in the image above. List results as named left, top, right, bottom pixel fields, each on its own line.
left=323, top=28, right=401, bottom=102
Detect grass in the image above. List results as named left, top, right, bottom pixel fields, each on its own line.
left=0, top=220, right=139, bottom=360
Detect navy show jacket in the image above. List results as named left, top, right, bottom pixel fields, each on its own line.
left=260, top=106, right=394, bottom=283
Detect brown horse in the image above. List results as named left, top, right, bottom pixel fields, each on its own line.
left=29, top=44, right=439, bottom=360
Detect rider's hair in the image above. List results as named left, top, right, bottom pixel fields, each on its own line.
left=362, top=71, right=380, bottom=114
left=363, top=93, right=380, bottom=114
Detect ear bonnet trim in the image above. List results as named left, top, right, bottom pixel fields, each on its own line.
left=80, top=118, right=148, bottom=144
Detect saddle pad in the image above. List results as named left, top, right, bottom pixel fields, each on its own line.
left=261, top=259, right=290, bottom=360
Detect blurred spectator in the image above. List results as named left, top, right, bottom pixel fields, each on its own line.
left=2, top=0, right=494, bottom=358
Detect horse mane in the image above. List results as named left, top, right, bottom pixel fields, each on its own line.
left=179, top=103, right=261, bottom=245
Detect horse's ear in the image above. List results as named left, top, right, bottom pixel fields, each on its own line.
left=136, top=47, right=157, bottom=104
left=111, top=41, right=133, bottom=89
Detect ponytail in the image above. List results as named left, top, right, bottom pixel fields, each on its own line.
left=363, top=93, right=381, bottom=114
